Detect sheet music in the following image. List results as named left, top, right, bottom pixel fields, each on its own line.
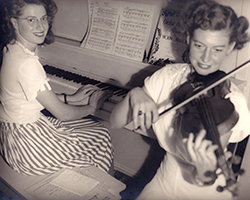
left=50, top=169, right=99, bottom=196
left=25, top=166, right=125, bottom=200
left=82, top=0, right=156, bottom=61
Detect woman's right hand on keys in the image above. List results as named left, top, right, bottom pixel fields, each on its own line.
left=88, top=89, right=112, bottom=111
left=73, top=84, right=100, bottom=102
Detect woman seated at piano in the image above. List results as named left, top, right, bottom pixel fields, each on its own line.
left=0, top=0, right=114, bottom=176
left=110, top=0, right=250, bottom=199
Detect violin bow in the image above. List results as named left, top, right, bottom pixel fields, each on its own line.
left=159, top=59, right=250, bottom=117
left=125, top=60, right=250, bottom=136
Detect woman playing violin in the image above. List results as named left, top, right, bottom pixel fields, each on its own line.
left=110, top=0, right=250, bottom=199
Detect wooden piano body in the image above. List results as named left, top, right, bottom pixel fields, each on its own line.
left=1, top=0, right=250, bottom=199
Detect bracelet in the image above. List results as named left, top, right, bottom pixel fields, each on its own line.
left=195, top=174, right=204, bottom=187
left=62, top=93, right=68, bottom=104
left=194, top=174, right=215, bottom=187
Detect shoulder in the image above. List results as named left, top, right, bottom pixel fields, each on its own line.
left=6, top=43, right=45, bottom=80
left=146, top=63, right=190, bottom=80
left=144, top=63, right=191, bottom=102
left=6, top=42, right=39, bottom=65
left=155, top=63, right=190, bottom=76
left=145, top=63, right=191, bottom=89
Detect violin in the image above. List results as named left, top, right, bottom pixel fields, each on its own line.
left=172, top=70, right=239, bottom=139
left=172, top=70, right=241, bottom=196
left=128, top=60, right=250, bottom=195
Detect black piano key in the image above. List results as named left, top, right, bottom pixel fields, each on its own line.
left=113, top=89, right=126, bottom=96
left=43, top=65, right=128, bottom=99
left=117, top=91, right=128, bottom=96
left=97, top=83, right=109, bottom=89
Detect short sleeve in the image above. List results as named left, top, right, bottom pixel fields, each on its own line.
left=144, top=67, right=166, bottom=103
left=144, top=63, right=191, bottom=107
left=226, top=82, right=250, bottom=142
left=18, top=57, right=51, bottom=101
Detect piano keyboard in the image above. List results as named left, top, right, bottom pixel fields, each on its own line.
left=43, top=65, right=129, bottom=120
left=45, top=67, right=250, bottom=148
left=43, top=65, right=155, bottom=139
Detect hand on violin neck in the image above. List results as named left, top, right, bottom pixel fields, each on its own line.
left=129, top=87, right=158, bottom=132
left=185, top=130, right=218, bottom=183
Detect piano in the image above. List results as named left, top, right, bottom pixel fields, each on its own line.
left=36, top=0, right=165, bottom=179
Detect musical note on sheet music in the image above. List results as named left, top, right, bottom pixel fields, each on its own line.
left=122, top=8, right=151, bottom=22
left=82, top=0, right=156, bottom=61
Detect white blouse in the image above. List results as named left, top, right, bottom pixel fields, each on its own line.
left=0, top=42, right=51, bottom=124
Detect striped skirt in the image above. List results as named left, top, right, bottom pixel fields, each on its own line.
left=0, top=115, right=114, bottom=176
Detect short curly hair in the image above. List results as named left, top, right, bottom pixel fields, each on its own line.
left=180, top=0, right=249, bottom=50
left=0, top=0, right=57, bottom=48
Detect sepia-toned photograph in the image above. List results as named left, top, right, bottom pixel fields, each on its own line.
left=0, top=0, right=250, bottom=199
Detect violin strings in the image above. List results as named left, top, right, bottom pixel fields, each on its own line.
left=196, top=95, right=222, bottom=149
left=196, top=94, right=237, bottom=185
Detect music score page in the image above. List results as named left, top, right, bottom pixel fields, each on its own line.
left=25, top=166, right=126, bottom=200
left=81, top=0, right=156, bottom=61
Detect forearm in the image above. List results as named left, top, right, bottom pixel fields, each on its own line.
left=53, top=104, right=96, bottom=121
left=110, top=86, right=158, bottom=130
left=57, top=93, right=86, bottom=105
left=38, top=90, right=95, bottom=121
left=110, top=92, right=131, bottom=129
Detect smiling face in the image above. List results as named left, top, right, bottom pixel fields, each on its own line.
left=188, top=28, right=235, bottom=76
left=11, top=4, right=49, bottom=51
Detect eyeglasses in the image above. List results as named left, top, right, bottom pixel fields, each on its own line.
left=17, top=15, right=49, bottom=27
